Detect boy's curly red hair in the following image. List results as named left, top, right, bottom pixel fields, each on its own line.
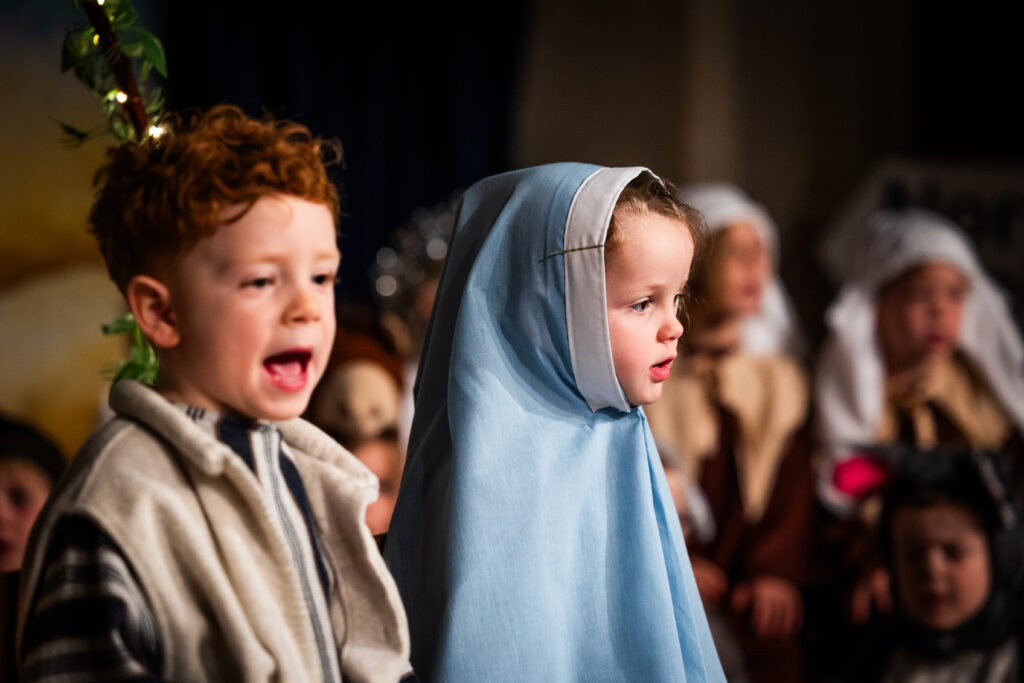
left=89, top=104, right=342, bottom=293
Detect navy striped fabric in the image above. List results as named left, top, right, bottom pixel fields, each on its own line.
left=20, top=516, right=163, bottom=682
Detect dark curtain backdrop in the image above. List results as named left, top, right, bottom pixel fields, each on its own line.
left=160, top=1, right=531, bottom=303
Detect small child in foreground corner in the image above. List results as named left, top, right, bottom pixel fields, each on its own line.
left=834, top=447, right=1024, bottom=682
left=16, top=106, right=410, bottom=682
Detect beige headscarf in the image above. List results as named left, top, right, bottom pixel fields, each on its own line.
left=816, top=208, right=1024, bottom=512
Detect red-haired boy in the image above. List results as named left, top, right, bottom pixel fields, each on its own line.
left=16, top=106, right=410, bottom=682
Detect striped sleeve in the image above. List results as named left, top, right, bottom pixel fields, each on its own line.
left=19, top=515, right=164, bottom=682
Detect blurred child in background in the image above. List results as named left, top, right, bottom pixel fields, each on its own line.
left=834, top=447, right=1023, bottom=682
left=816, top=208, right=1024, bottom=630
left=645, top=183, right=814, bottom=682
left=0, top=416, right=65, bottom=681
left=0, top=417, right=64, bottom=573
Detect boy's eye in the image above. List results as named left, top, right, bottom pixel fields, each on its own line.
left=312, top=272, right=338, bottom=286
left=629, top=299, right=651, bottom=313
left=244, top=277, right=274, bottom=289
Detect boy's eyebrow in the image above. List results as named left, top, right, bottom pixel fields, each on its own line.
left=315, top=248, right=342, bottom=261
left=215, top=248, right=341, bottom=273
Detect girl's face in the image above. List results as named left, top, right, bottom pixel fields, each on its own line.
left=891, top=501, right=991, bottom=631
left=708, top=222, right=770, bottom=318
left=0, top=458, right=52, bottom=572
left=877, top=263, right=969, bottom=372
left=605, top=212, right=694, bottom=406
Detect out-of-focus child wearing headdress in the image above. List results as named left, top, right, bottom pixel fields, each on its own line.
left=816, top=208, right=1024, bottom=628
left=644, top=182, right=815, bottom=683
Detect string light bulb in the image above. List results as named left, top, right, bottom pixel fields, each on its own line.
left=96, top=0, right=105, bottom=5
left=148, top=124, right=165, bottom=138
left=92, top=34, right=99, bottom=46
left=115, top=91, right=127, bottom=103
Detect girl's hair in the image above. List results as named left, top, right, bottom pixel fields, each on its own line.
left=605, top=172, right=704, bottom=260
left=0, top=416, right=65, bottom=484
left=90, top=104, right=343, bottom=293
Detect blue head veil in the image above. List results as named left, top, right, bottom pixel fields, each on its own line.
left=384, top=163, right=723, bottom=682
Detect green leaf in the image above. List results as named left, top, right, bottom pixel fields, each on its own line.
left=110, top=117, right=131, bottom=142
left=120, top=41, right=144, bottom=58
left=144, top=90, right=165, bottom=114
left=108, top=1, right=139, bottom=31
left=101, top=313, right=137, bottom=336
left=135, top=28, right=167, bottom=78
left=71, top=57, right=99, bottom=92
left=57, top=121, right=90, bottom=147
left=60, top=30, right=78, bottom=72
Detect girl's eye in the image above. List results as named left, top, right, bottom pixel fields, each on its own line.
left=629, top=300, right=651, bottom=313
left=9, top=488, right=27, bottom=509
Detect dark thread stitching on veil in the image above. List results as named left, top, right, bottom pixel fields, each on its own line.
left=540, top=243, right=605, bottom=263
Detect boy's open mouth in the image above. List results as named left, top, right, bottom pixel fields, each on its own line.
left=263, top=349, right=313, bottom=391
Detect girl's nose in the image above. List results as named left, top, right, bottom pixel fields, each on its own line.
left=661, top=311, right=684, bottom=342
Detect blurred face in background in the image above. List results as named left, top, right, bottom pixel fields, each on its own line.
left=891, top=501, right=991, bottom=631
left=877, top=263, right=968, bottom=373
left=706, top=222, right=770, bottom=319
left=0, top=458, right=52, bottom=572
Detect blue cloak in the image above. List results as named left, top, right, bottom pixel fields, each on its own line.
left=385, top=163, right=724, bottom=682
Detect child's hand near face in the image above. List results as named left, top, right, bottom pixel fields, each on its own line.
left=691, top=556, right=729, bottom=605
left=848, top=565, right=892, bottom=625
left=731, top=575, right=804, bottom=640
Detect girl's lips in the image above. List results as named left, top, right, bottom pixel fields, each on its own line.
left=649, top=357, right=675, bottom=382
left=263, top=349, right=312, bottom=392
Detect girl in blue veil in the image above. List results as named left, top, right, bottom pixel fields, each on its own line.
left=384, top=163, right=725, bottom=682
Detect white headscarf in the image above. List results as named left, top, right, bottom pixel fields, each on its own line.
left=679, top=182, right=805, bottom=357
left=816, top=208, right=1024, bottom=511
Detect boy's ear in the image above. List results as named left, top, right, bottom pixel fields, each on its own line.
left=126, top=275, right=180, bottom=349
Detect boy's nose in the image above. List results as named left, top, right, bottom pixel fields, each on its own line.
left=285, top=285, right=321, bottom=323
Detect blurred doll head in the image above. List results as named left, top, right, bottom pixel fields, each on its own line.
left=308, top=359, right=401, bottom=447
left=876, top=262, right=969, bottom=374
left=351, top=429, right=403, bottom=536
left=0, top=417, right=65, bottom=572
left=878, top=448, right=1022, bottom=652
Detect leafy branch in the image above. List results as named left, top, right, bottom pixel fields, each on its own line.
left=60, top=0, right=167, bottom=144
left=61, top=0, right=167, bottom=388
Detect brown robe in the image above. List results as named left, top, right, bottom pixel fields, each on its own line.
left=646, top=352, right=814, bottom=683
